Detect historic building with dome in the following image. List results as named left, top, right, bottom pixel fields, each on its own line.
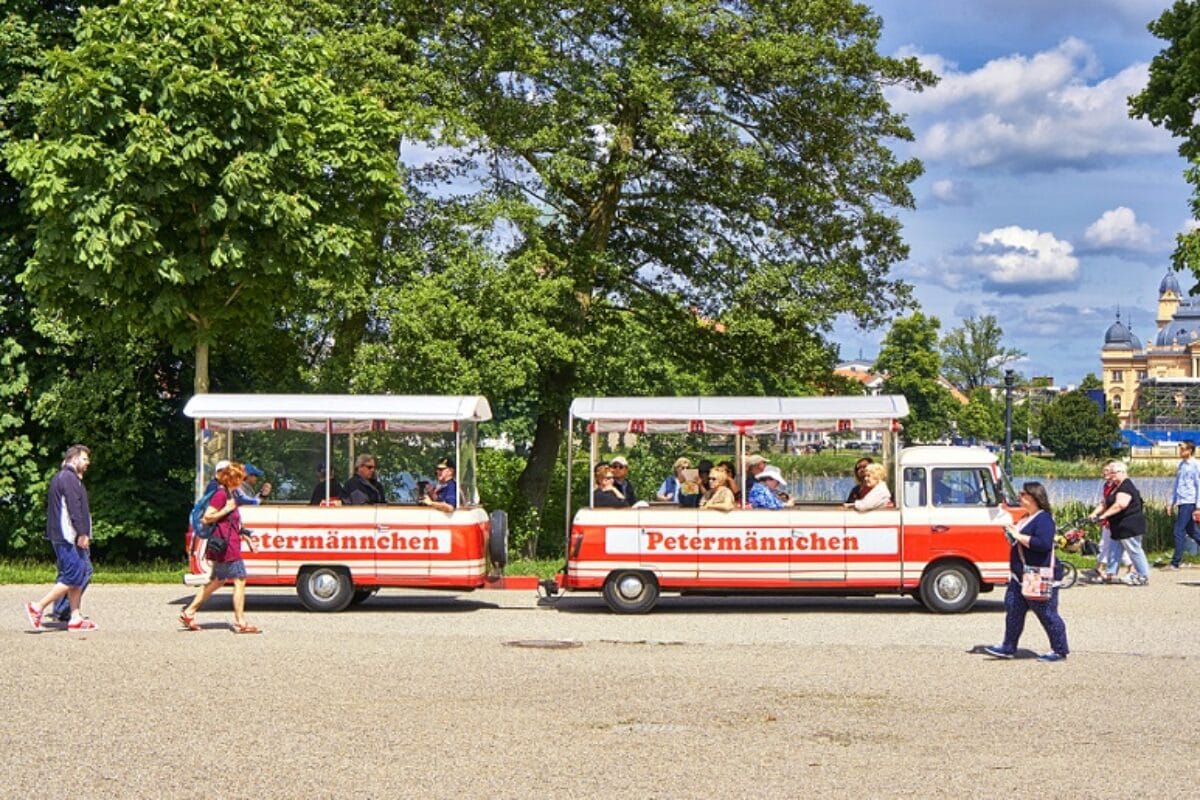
left=1101, top=270, right=1200, bottom=431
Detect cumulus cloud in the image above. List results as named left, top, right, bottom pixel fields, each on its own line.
left=971, top=226, right=1080, bottom=294
left=888, top=38, right=1175, bottom=171
left=907, top=226, right=1081, bottom=295
left=927, top=179, right=976, bottom=207
left=1080, top=206, right=1157, bottom=254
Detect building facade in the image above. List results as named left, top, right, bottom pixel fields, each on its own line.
left=1100, top=270, right=1200, bottom=428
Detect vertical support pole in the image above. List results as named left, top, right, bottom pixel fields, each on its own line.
left=1004, top=369, right=1015, bottom=478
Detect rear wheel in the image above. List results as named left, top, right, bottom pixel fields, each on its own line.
left=1057, top=561, right=1078, bottom=589
left=488, top=510, right=509, bottom=570
left=297, top=567, right=354, bottom=612
left=919, top=561, right=979, bottom=614
left=602, top=570, right=659, bottom=614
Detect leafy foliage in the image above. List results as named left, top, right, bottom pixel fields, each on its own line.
left=7, top=0, right=408, bottom=390
left=876, top=312, right=957, bottom=444
left=1130, top=1, right=1200, bottom=275
left=1038, top=390, right=1121, bottom=460
left=940, top=314, right=1024, bottom=391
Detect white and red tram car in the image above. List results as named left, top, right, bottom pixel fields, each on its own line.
left=551, top=396, right=1015, bottom=613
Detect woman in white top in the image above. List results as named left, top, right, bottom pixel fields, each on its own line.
left=846, top=463, right=892, bottom=512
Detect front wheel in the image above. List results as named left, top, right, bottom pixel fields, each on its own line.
left=602, top=570, right=659, bottom=614
left=919, top=561, right=980, bottom=614
left=297, top=567, right=354, bottom=612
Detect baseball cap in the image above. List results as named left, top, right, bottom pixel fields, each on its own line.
left=436, top=457, right=456, bottom=470
left=610, top=456, right=629, bottom=467
left=214, top=459, right=231, bottom=473
left=746, top=454, right=767, bottom=467
left=758, top=465, right=786, bottom=486
left=244, top=463, right=265, bottom=478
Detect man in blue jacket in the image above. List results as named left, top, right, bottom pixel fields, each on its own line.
left=25, top=445, right=98, bottom=631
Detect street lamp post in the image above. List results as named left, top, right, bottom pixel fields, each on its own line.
left=1004, top=369, right=1015, bottom=478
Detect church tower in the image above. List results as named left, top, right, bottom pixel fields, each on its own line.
left=1158, top=270, right=1182, bottom=332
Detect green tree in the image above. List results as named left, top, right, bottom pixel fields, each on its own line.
left=1079, top=372, right=1103, bottom=391
left=1038, top=391, right=1121, bottom=460
left=416, top=0, right=932, bottom=515
left=940, top=314, right=1024, bottom=391
left=955, top=387, right=1003, bottom=442
left=876, top=312, right=957, bottom=444
left=1130, top=1, right=1200, bottom=275
left=6, top=0, right=408, bottom=396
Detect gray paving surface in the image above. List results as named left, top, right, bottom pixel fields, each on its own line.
left=2, top=574, right=1199, bottom=798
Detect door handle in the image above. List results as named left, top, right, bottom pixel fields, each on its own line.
left=931, top=525, right=950, bottom=532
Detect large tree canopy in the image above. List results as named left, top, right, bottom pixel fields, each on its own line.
left=6, top=0, right=409, bottom=393
left=413, top=0, right=933, bottom=512
left=876, top=312, right=957, bottom=444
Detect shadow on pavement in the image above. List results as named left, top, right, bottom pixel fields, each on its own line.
left=540, top=594, right=1007, bottom=615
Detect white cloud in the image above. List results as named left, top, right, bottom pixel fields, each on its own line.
left=927, top=178, right=976, bottom=207
left=1081, top=206, right=1157, bottom=253
left=888, top=38, right=1176, bottom=171
left=972, top=226, right=1080, bottom=293
left=908, top=226, right=1081, bottom=295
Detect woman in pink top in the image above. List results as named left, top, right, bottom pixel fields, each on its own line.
left=180, top=462, right=260, bottom=633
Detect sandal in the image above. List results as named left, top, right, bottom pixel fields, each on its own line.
left=232, top=622, right=261, bottom=634
left=179, top=611, right=200, bottom=631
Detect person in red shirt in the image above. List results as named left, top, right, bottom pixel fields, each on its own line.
left=179, top=462, right=261, bottom=633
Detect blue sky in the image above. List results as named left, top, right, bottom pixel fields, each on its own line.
left=834, top=0, right=1193, bottom=385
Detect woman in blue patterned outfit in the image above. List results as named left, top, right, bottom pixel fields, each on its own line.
left=985, top=482, right=1069, bottom=662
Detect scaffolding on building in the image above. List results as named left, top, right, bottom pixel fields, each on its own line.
left=1136, top=377, right=1200, bottom=429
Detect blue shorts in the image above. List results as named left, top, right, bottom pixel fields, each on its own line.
left=52, top=540, right=92, bottom=587
left=213, top=559, right=247, bottom=581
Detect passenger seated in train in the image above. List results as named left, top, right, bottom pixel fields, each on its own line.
left=846, top=457, right=873, bottom=503
left=340, top=453, right=386, bottom=505
left=748, top=466, right=794, bottom=509
left=421, top=457, right=458, bottom=512
left=593, top=465, right=627, bottom=508
left=656, top=457, right=702, bottom=506
left=845, top=463, right=892, bottom=512
left=700, top=465, right=737, bottom=511
left=309, top=464, right=343, bottom=505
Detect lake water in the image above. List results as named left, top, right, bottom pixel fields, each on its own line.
left=786, top=475, right=1176, bottom=506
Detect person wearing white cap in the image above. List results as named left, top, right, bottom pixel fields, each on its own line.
left=748, top=465, right=791, bottom=509
left=610, top=456, right=637, bottom=506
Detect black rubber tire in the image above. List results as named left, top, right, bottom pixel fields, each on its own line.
left=1057, top=561, right=1078, bottom=590
left=350, top=588, right=378, bottom=606
left=296, top=567, right=354, bottom=612
left=488, top=510, right=509, bottom=569
left=918, top=561, right=980, bottom=614
left=602, top=570, right=660, bottom=614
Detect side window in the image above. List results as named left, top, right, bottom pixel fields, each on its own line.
left=902, top=467, right=926, bottom=507
left=932, top=468, right=999, bottom=507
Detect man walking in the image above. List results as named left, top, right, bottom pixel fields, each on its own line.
left=24, top=444, right=99, bottom=631
left=1169, top=440, right=1200, bottom=569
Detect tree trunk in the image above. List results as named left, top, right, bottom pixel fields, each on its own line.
left=194, top=340, right=209, bottom=395
left=514, top=401, right=568, bottom=557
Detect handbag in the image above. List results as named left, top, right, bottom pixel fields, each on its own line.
left=1018, top=544, right=1054, bottom=601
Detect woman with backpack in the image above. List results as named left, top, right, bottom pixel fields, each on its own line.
left=180, top=462, right=261, bottom=633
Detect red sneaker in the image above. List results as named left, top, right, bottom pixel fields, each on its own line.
left=24, top=602, right=43, bottom=631
left=67, top=618, right=98, bottom=632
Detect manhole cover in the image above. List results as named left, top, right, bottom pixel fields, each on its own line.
left=504, top=639, right=583, bottom=649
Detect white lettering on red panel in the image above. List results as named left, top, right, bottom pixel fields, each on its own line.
left=249, top=529, right=452, bottom=553
left=603, top=527, right=898, bottom=554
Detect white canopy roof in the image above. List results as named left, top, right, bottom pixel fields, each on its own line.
left=569, top=395, right=908, bottom=434
left=184, top=394, right=492, bottom=433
